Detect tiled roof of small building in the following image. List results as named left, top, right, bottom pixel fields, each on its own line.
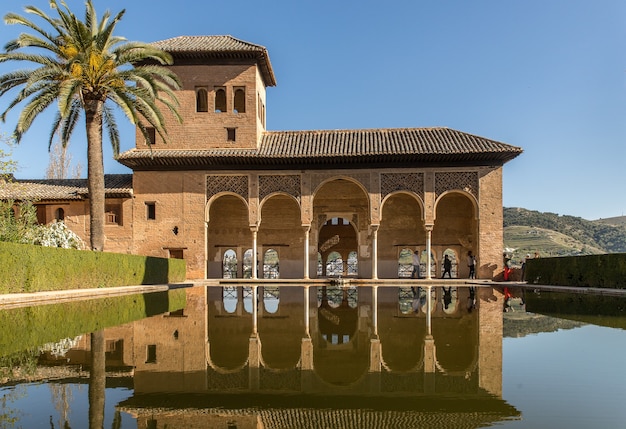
left=0, top=174, right=133, bottom=201
left=151, top=35, right=277, bottom=87
left=116, top=127, right=522, bottom=170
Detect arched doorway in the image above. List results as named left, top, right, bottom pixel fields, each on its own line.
left=318, top=218, right=357, bottom=277
left=433, top=192, right=477, bottom=279
left=379, top=192, right=424, bottom=279
left=313, top=178, right=369, bottom=278
left=206, top=194, right=249, bottom=278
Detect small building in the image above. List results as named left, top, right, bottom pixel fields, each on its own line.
left=1, top=35, right=522, bottom=280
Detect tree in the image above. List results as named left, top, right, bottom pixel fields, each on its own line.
left=0, top=0, right=181, bottom=250
left=46, top=141, right=82, bottom=179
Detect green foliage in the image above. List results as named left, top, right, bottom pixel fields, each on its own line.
left=525, top=253, right=626, bottom=289
left=0, top=241, right=186, bottom=293
left=0, top=200, right=37, bottom=244
left=504, top=207, right=626, bottom=254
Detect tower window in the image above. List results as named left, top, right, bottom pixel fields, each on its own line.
left=146, top=202, right=156, bottom=220
left=196, top=87, right=208, bottom=112
left=234, top=87, right=246, bottom=113
left=215, top=87, right=227, bottom=112
left=227, top=128, right=236, bottom=142
left=146, top=127, right=156, bottom=145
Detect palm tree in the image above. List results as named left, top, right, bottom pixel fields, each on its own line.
left=0, top=0, right=181, bottom=250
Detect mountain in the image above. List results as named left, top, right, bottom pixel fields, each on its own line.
left=503, top=207, right=626, bottom=262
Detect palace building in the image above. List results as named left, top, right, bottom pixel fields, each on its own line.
left=1, top=35, right=522, bottom=281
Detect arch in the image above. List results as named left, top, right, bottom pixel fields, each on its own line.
left=380, top=190, right=425, bottom=222
left=214, top=87, right=226, bottom=112
left=397, top=247, right=413, bottom=278
left=433, top=190, right=478, bottom=221
left=325, top=251, right=343, bottom=277
left=441, top=248, right=458, bottom=278
left=222, top=249, right=237, bottom=279
left=258, top=191, right=301, bottom=221
left=312, top=175, right=370, bottom=199
left=243, top=248, right=254, bottom=279
left=263, top=248, right=279, bottom=279
left=206, top=194, right=250, bottom=279
left=54, top=207, right=65, bottom=221
left=258, top=193, right=302, bottom=278
left=378, top=192, right=425, bottom=279
left=233, top=87, right=246, bottom=113
left=196, top=87, right=208, bottom=112
left=432, top=191, right=478, bottom=279
left=206, top=192, right=248, bottom=223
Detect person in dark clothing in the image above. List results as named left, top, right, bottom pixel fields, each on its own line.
left=442, top=255, right=452, bottom=278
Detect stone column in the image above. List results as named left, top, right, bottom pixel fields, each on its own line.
left=251, top=227, right=258, bottom=279
left=425, top=225, right=433, bottom=280
left=371, top=225, right=379, bottom=279
left=303, top=225, right=311, bottom=279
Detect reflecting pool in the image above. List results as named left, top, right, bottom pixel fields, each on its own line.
left=1, top=285, right=625, bottom=428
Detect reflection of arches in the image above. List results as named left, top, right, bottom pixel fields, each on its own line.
left=262, top=286, right=279, bottom=314
left=223, top=249, right=237, bottom=278
left=432, top=316, right=478, bottom=373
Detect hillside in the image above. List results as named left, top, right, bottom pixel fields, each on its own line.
left=503, top=207, right=626, bottom=264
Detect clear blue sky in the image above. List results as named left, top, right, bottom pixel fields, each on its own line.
left=1, top=0, right=625, bottom=220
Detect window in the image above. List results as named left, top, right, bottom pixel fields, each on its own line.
left=146, top=127, right=156, bottom=145
left=146, top=344, right=157, bottom=363
left=234, top=87, right=246, bottom=113
left=196, top=87, right=208, bottom=112
left=169, top=249, right=184, bottom=259
left=105, top=204, right=121, bottom=225
left=227, top=128, right=236, bottom=142
left=146, top=202, right=156, bottom=220
left=215, top=87, right=226, bottom=112
left=54, top=208, right=64, bottom=221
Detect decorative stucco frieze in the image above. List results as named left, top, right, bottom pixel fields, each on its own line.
left=206, top=175, right=249, bottom=200
left=380, top=172, right=424, bottom=200
left=259, top=174, right=302, bottom=202
left=434, top=171, right=479, bottom=199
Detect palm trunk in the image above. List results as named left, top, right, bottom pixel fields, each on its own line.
left=84, top=100, right=106, bottom=251
left=89, top=330, right=106, bottom=429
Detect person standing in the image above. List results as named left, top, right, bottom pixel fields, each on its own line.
left=467, top=251, right=476, bottom=279
left=442, top=255, right=452, bottom=278
left=411, top=250, right=420, bottom=279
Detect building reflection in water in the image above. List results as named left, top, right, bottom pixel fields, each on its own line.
left=110, top=285, right=519, bottom=428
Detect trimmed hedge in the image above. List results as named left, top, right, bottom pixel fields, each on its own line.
left=0, top=241, right=186, bottom=293
left=525, top=253, right=626, bottom=289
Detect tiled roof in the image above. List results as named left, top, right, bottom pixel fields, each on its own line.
left=116, top=127, right=522, bottom=170
left=150, top=35, right=276, bottom=87
left=0, top=174, right=133, bottom=201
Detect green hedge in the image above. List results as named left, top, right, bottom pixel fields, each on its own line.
left=525, top=253, right=626, bottom=289
left=0, top=241, right=186, bottom=293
